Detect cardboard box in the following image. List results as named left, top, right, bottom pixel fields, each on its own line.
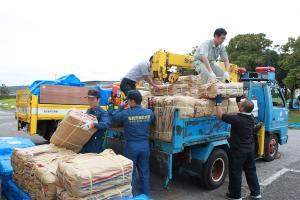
left=50, top=109, right=97, bottom=152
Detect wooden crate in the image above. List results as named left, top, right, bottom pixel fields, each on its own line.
left=39, top=85, right=91, bottom=105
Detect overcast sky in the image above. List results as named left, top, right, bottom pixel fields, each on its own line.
left=0, top=0, right=299, bottom=86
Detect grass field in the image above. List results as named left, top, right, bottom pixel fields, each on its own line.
left=0, top=98, right=16, bottom=110
left=289, top=110, right=300, bottom=124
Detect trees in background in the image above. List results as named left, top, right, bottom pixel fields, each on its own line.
left=0, top=83, right=10, bottom=98
left=188, top=33, right=299, bottom=102
left=279, top=37, right=300, bottom=99
left=226, top=34, right=299, bottom=99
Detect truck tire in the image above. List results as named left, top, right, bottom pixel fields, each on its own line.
left=202, top=149, right=228, bottom=190
left=264, top=134, right=278, bottom=162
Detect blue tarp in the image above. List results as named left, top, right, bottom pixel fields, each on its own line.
left=0, top=137, right=35, bottom=155
left=100, top=87, right=112, bottom=105
left=29, top=74, right=85, bottom=95
left=120, top=194, right=151, bottom=200
left=0, top=154, right=13, bottom=181
left=2, top=180, right=31, bottom=200
left=0, top=137, right=35, bottom=188
left=289, top=123, right=300, bottom=129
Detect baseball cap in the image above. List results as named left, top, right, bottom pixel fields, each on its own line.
left=86, top=90, right=100, bottom=98
left=127, top=90, right=142, bottom=104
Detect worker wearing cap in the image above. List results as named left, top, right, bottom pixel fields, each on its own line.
left=111, top=90, right=154, bottom=196
left=193, top=28, right=230, bottom=84
left=80, top=90, right=111, bottom=153
left=120, top=56, right=161, bottom=96
left=215, top=96, right=261, bottom=200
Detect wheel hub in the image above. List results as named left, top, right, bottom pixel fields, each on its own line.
left=269, top=138, right=277, bottom=156
left=211, top=158, right=225, bottom=182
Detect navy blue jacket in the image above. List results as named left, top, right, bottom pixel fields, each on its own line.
left=112, top=105, right=154, bottom=142
left=87, top=106, right=110, bottom=137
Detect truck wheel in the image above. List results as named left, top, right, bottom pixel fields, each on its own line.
left=264, top=134, right=278, bottom=162
left=202, top=149, right=228, bottom=190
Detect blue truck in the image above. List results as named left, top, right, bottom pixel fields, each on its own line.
left=106, top=67, right=288, bottom=190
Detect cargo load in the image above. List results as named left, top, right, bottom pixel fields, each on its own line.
left=50, top=109, right=97, bottom=153
left=176, top=74, right=202, bottom=86
left=56, top=149, right=133, bottom=198
left=57, top=185, right=132, bottom=200
left=198, top=81, right=244, bottom=99
left=151, top=83, right=190, bottom=96
left=11, top=144, right=76, bottom=200
left=151, top=96, right=239, bottom=142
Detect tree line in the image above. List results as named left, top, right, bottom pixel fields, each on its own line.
left=190, top=33, right=300, bottom=102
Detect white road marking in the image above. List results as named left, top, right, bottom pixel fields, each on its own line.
left=260, top=168, right=300, bottom=187
left=289, top=169, right=300, bottom=173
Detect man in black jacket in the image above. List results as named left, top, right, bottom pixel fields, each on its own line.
left=215, top=95, right=261, bottom=200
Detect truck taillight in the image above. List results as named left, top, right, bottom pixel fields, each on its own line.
left=255, top=66, right=276, bottom=73
left=238, top=68, right=247, bottom=74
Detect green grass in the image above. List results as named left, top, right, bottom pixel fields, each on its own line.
left=0, top=98, right=16, bottom=110
left=289, top=110, right=300, bottom=124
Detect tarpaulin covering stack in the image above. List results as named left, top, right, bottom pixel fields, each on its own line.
left=0, top=137, right=35, bottom=155
left=0, top=137, right=35, bottom=186
left=29, top=74, right=85, bottom=95
left=11, top=144, right=76, bottom=200
left=2, top=179, right=31, bottom=200
left=56, top=149, right=133, bottom=199
left=100, top=87, right=113, bottom=105
left=121, top=194, right=151, bottom=200
left=50, top=109, right=97, bottom=153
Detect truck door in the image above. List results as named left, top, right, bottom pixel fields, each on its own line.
left=270, top=87, right=288, bottom=132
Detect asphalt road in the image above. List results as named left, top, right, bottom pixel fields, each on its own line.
left=1, top=109, right=300, bottom=199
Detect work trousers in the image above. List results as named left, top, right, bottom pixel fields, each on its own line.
left=124, top=141, right=150, bottom=196
left=120, top=78, right=136, bottom=96
left=194, top=61, right=225, bottom=83
left=228, top=149, right=260, bottom=199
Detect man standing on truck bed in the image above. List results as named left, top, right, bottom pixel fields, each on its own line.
left=111, top=90, right=154, bottom=196
left=120, top=56, right=161, bottom=95
left=215, top=96, right=261, bottom=200
left=80, top=90, right=110, bottom=153
left=193, top=28, right=230, bottom=84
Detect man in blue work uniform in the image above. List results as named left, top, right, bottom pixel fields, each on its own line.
left=80, top=90, right=110, bottom=153
left=215, top=95, right=261, bottom=200
left=112, top=90, right=154, bottom=196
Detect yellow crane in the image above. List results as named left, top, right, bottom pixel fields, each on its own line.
left=151, top=49, right=240, bottom=82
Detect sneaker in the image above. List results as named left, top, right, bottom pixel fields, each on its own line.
left=250, top=194, right=262, bottom=199
left=226, top=193, right=242, bottom=200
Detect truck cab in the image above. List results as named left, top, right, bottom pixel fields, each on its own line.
left=241, top=67, right=288, bottom=161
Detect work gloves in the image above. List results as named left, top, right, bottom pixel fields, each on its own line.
left=81, top=121, right=94, bottom=131
left=209, top=71, right=217, bottom=80
left=215, top=95, right=223, bottom=106
left=120, top=100, right=128, bottom=109
left=223, top=71, right=230, bottom=80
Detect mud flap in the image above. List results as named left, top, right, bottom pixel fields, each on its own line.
left=150, top=149, right=173, bottom=188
